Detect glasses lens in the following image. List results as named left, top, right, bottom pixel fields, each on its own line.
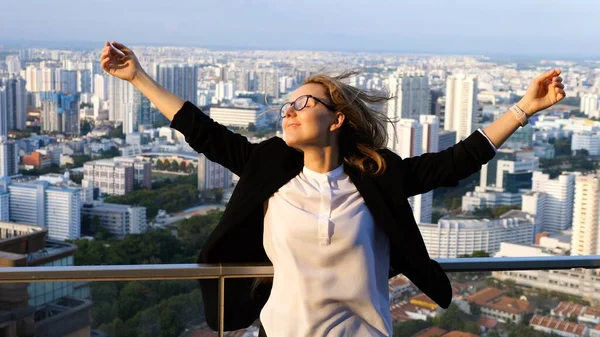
left=293, top=95, right=309, bottom=111
left=280, top=103, right=291, bottom=117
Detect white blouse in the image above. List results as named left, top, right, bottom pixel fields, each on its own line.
left=260, top=164, right=392, bottom=337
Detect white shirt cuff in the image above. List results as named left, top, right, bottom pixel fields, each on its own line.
left=477, top=128, right=497, bottom=152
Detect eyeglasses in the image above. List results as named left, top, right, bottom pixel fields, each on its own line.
left=279, top=94, right=336, bottom=118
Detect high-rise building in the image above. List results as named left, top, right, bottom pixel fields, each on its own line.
left=40, top=67, right=56, bottom=92
left=4, top=55, right=22, bottom=75
left=1, top=180, right=81, bottom=241
left=93, top=74, right=108, bottom=100
left=387, top=73, right=430, bottom=121
left=438, top=129, right=457, bottom=152
left=108, top=75, right=133, bottom=122
left=215, top=80, right=235, bottom=102
left=531, top=171, right=577, bottom=232
left=0, top=85, right=7, bottom=137
left=108, top=77, right=151, bottom=133
left=0, top=139, right=19, bottom=177
left=581, top=94, right=599, bottom=119
left=572, top=132, right=600, bottom=156
left=124, top=90, right=152, bottom=134
left=113, top=156, right=152, bottom=189
left=198, top=154, right=233, bottom=192
left=156, top=64, right=198, bottom=104
left=209, top=105, right=262, bottom=128
left=77, top=69, right=92, bottom=93
left=444, top=74, right=478, bottom=141
left=388, top=118, right=433, bottom=223
left=83, top=159, right=135, bottom=196
left=57, top=69, right=77, bottom=94
left=24, top=65, right=40, bottom=92
left=257, top=70, right=279, bottom=99
left=417, top=115, right=440, bottom=224
left=40, top=92, right=80, bottom=135
left=0, top=76, right=27, bottom=131
left=82, top=201, right=147, bottom=237
left=571, top=175, right=600, bottom=257
left=419, top=211, right=536, bottom=258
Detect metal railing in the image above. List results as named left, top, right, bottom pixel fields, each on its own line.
left=1, top=255, right=600, bottom=336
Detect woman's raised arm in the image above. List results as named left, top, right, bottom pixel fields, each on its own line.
left=100, top=41, right=184, bottom=121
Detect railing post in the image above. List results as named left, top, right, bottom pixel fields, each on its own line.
left=219, top=276, right=225, bottom=337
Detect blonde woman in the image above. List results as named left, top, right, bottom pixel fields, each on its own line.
left=101, top=41, right=565, bottom=337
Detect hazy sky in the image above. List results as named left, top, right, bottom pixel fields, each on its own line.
left=1, top=0, right=599, bottom=57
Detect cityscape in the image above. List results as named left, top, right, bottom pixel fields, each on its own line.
left=2, top=1, right=600, bottom=337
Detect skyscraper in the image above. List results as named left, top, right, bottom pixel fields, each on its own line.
left=571, top=174, right=600, bottom=257
left=123, top=90, right=152, bottom=134
left=0, top=85, right=7, bottom=137
left=5, top=55, right=22, bottom=75
left=387, top=73, right=430, bottom=121
left=24, top=65, right=40, bottom=92
left=0, top=76, right=27, bottom=132
left=444, top=74, right=478, bottom=141
left=531, top=171, right=577, bottom=232
left=108, top=75, right=131, bottom=122
left=93, top=74, right=108, bottom=100
left=57, top=70, right=77, bottom=94
left=109, top=76, right=151, bottom=134
left=388, top=118, right=433, bottom=223
left=40, top=92, right=80, bottom=135
left=6, top=180, right=81, bottom=241
left=156, top=64, right=198, bottom=104
left=0, top=139, right=19, bottom=177
left=77, top=69, right=92, bottom=93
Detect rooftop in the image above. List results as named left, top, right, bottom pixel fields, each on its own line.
left=530, top=315, right=587, bottom=336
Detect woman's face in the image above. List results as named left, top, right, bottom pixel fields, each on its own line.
left=282, top=83, right=343, bottom=150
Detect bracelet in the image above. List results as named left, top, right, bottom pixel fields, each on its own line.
left=510, top=104, right=529, bottom=127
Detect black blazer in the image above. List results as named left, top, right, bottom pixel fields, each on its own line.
left=170, top=101, right=496, bottom=331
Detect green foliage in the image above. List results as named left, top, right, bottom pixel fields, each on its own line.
left=539, top=153, right=597, bottom=179
left=393, top=318, right=433, bottom=337
left=19, top=164, right=61, bottom=176
left=105, top=183, right=199, bottom=219
left=552, top=137, right=572, bottom=156
left=70, top=210, right=224, bottom=336
left=472, top=205, right=520, bottom=219
left=177, top=211, right=223, bottom=256
left=72, top=154, right=92, bottom=167
left=110, top=124, right=124, bottom=139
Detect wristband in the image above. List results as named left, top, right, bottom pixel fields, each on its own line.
left=510, top=104, right=529, bottom=127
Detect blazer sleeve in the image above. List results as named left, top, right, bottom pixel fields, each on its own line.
left=387, top=130, right=496, bottom=198
left=169, top=101, right=256, bottom=176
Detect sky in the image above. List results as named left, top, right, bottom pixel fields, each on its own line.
left=1, top=0, right=599, bottom=58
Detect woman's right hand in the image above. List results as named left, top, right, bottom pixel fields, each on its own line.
left=100, top=41, right=142, bottom=82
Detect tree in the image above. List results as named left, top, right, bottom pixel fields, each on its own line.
left=81, top=119, right=94, bottom=136
left=118, top=282, right=152, bottom=322
left=470, top=302, right=481, bottom=316
left=553, top=137, right=571, bottom=156
left=155, top=159, right=164, bottom=170
left=110, top=124, right=124, bottom=139
left=170, top=161, right=179, bottom=171
left=177, top=211, right=223, bottom=256
left=179, top=161, right=187, bottom=172
left=392, top=319, right=433, bottom=337
left=248, top=122, right=257, bottom=132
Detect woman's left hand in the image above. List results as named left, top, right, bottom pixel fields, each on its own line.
left=518, top=68, right=566, bottom=116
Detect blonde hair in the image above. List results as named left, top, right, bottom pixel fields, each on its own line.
left=304, top=70, right=392, bottom=175
left=252, top=70, right=394, bottom=296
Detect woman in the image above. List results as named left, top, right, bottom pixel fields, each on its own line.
left=101, top=41, right=565, bottom=337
